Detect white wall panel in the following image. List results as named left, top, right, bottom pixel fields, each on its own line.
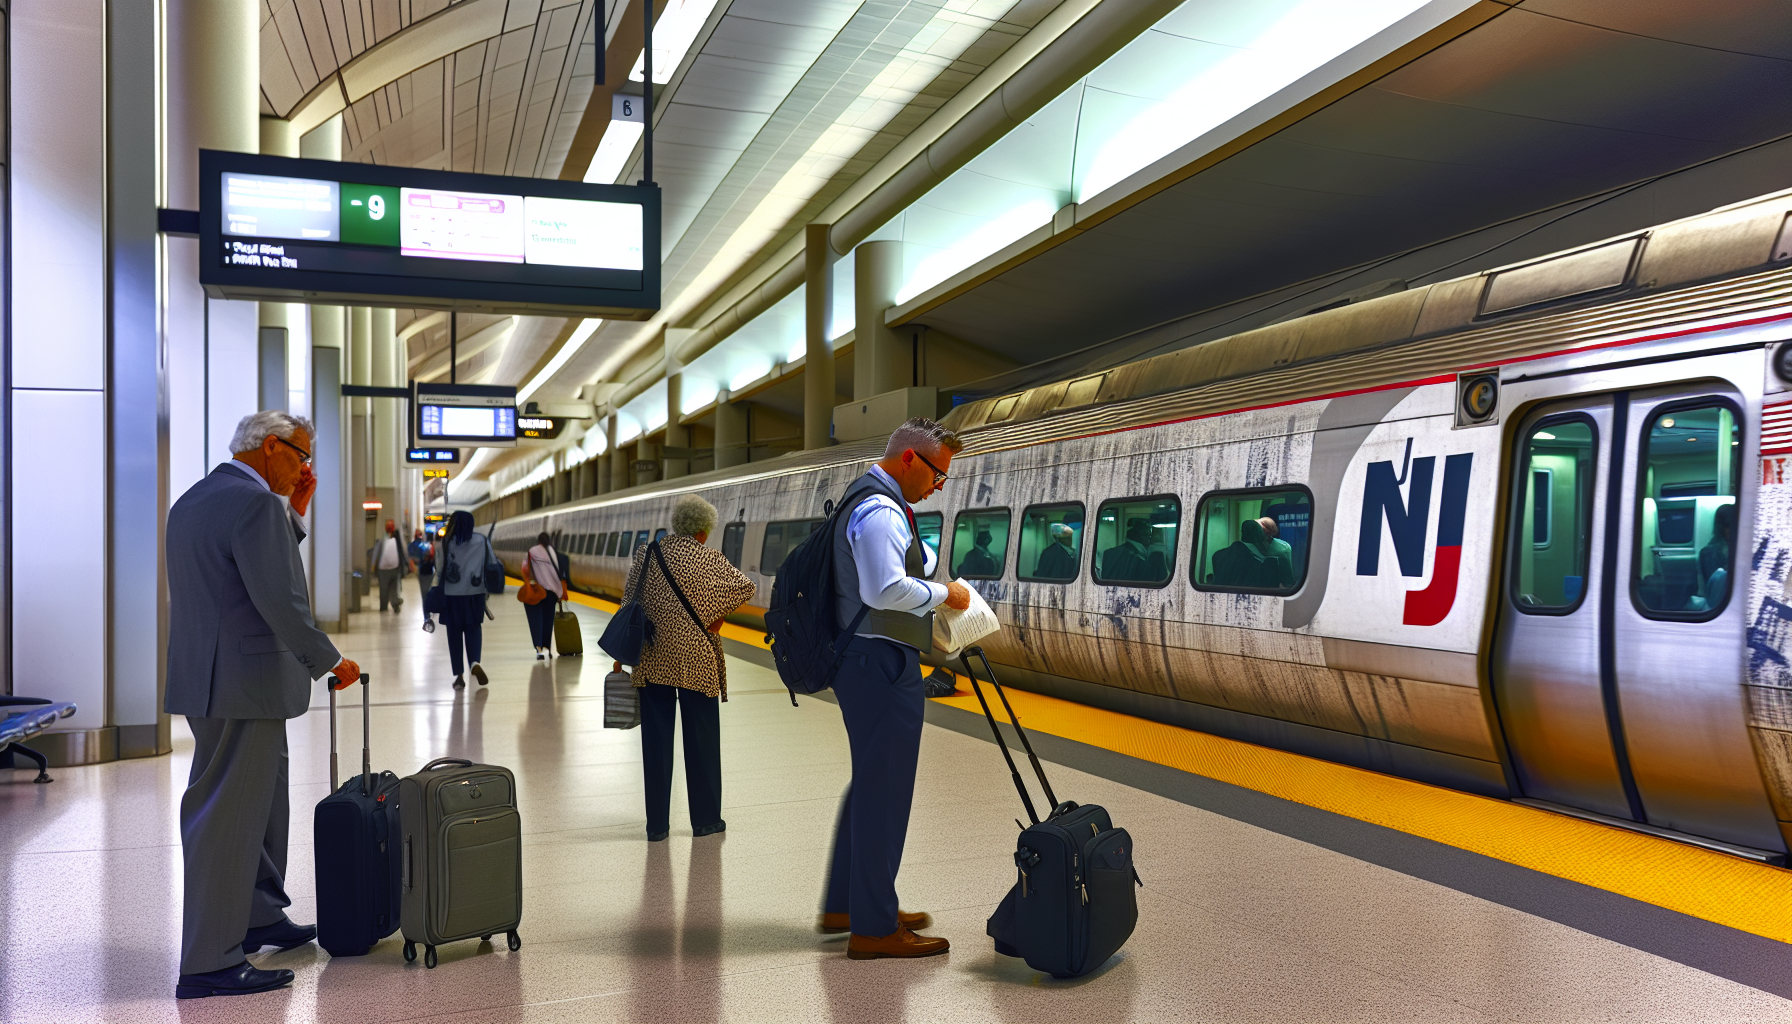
left=11, top=0, right=105, bottom=390
left=165, top=238, right=208, bottom=502
left=13, top=391, right=106, bottom=727
left=207, top=297, right=261, bottom=469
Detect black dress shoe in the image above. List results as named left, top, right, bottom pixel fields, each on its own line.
left=692, top=820, right=726, bottom=837
left=242, top=919, right=317, bottom=954
left=647, top=829, right=669, bottom=842
left=176, top=961, right=294, bottom=999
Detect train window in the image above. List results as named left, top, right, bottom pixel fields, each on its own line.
left=1511, top=416, right=1595, bottom=613
left=1634, top=401, right=1739, bottom=620
left=721, top=522, right=747, bottom=568
left=1191, top=488, right=1310, bottom=595
left=1092, top=495, right=1179, bottom=587
left=1017, top=503, right=1084, bottom=583
left=914, top=512, right=943, bottom=578
left=634, top=529, right=650, bottom=552
left=761, top=518, right=825, bottom=575
left=602, top=531, right=617, bottom=556
left=654, top=528, right=668, bottom=543
left=951, top=509, right=1011, bottom=580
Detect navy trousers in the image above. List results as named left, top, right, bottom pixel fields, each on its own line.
left=638, top=682, right=722, bottom=835
left=822, top=635, right=924, bottom=938
left=443, top=594, right=485, bottom=676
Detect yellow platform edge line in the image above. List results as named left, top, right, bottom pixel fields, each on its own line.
left=549, top=582, right=1792, bottom=942
left=931, top=677, right=1792, bottom=944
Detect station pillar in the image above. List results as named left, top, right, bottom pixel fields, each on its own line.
left=715, top=391, right=749, bottom=470
left=854, top=240, right=908, bottom=397
left=803, top=223, right=836, bottom=450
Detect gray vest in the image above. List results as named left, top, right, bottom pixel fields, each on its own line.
left=833, top=470, right=934, bottom=649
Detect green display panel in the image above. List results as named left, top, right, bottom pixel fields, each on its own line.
left=341, top=183, right=400, bottom=247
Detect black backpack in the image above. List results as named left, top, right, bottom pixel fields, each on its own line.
left=763, top=485, right=878, bottom=705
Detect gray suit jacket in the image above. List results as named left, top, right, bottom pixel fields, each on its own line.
left=164, top=462, right=341, bottom=720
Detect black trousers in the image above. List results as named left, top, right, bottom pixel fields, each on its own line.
left=821, top=636, right=924, bottom=938
left=524, top=594, right=558, bottom=648
left=638, top=682, right=721, bottom=835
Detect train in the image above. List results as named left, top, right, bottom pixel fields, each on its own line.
left=490, top=187, right=1792, bottom=864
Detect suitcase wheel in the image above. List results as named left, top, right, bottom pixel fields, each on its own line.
left=507, top=931, right=522, bottom=952
left=481, top=934, right=492, bottom=942
left=424, top=945, right=437, bottom=969
left=402, top=942, right=416, bottom=963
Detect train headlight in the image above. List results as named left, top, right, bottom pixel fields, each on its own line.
left=1773, top=343, right=1792, bottom=385
left=1456, top=371, right=1499, bottom=427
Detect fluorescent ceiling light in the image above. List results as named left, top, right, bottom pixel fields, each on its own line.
left=519, top=317, right=603, bottom=403
left=629, top=0, right=723, bottom=85
left=729, top=362, right=771, bottom=392
left=896, top=199, right=1058, bottom=304
left=681, top=380, right=719, bottom=415
left=584, top=120, right=644, bottom=185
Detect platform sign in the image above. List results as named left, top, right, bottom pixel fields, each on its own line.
left=517, top=416, right=565, bottom=440
left=416, top=383, right=517, bottom=448
left=422, top=468, right=450, bottom=478
left=199, top=150, right=660, bottom=318
left=406, top=447, right=460, bottom=464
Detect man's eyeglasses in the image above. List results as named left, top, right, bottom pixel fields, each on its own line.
left=914, top=450, right=948, bottom=488
left=274, top=436, right=313, bottom=465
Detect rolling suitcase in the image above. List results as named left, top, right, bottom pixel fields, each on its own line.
left=961, top=646, right=1141, bottom=978
left=313, top=673, right=404, bottom=958
left=553, top=606, right=583, bottom=655
left=399, top=756, right=523, bottom=969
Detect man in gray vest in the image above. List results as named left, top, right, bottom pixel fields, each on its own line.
left=817, top=417, right=970, bottom=959
left=166, top=411, right=361, bottom=999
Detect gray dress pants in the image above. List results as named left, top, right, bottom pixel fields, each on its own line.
left=377, top=567, right=403, bottom=610
left=179, top=716, right=293, bottom=975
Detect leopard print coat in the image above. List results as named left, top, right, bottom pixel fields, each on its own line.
left=623, top=534, right=756, bottom=699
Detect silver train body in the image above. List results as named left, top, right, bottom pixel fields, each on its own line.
left=493, top=189, right=1792, bottom=861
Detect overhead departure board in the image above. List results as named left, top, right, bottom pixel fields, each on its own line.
left=200, top=151, right=659, bottom=318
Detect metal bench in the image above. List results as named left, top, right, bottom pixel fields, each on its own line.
left=0, top=697, right=77, bottom=783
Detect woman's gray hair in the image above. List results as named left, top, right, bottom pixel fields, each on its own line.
left=671, top=493, right=718, bottom=537
left=229, top=410, right=315, bottom=454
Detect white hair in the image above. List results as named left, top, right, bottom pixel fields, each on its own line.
left=671, top=493, right=718, bottom=537
left=882, top=417, right=964, bottom=460
left=1050, top=522, right=1073, bottom=540
left=229, top=410, right=315, bottom=454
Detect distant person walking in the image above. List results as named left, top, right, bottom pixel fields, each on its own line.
left=624, top=494, right=754, bottom=842
left=165, top=410, right=360, bottom=999
left=373, top=524, right=406, bottom=613
left=438, top=510, right=494, bottom=689
left=523, top=532, right=567, bottom=661
left=820, top=417, right=970, bottom=960
left=409, top=528, right=436, bottom=605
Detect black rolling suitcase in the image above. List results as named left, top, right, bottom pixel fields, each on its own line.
left=313, top=673, right=404, bottom=958
left=961, top=646, right=1142, bottom=978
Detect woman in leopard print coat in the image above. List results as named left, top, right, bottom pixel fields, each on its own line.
left=623, top=493, right=755, bottom=841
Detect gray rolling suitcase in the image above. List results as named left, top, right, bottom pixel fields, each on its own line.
left=398, top=757, right=523, bottom=968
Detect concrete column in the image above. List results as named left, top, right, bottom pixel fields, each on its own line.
left=854, top=240, right=909, bottom=397
left=637, top=437, right=660, bottom=486
left=311, top=307, right=346, bottom=630
left=715, top=390, right=748, bottom=470
left=165, top=0, right=258, bottom=501
left=602, top=415, right=619, bottom=494
left=663, top=372, right=687, bottom=479
left=349, top=308, right=373, bottom=600
left=372, top=307, right=398, bottom=491
left=111, top=0, right=167, bottom=757
left=803, top=223, right=836, bottom=450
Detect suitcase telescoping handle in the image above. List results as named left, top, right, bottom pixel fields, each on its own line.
left=326, top=672, right=371, bottom=794
left=959, top=645, right=1059, bottom=825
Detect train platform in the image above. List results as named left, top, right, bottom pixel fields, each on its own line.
left=5, top=598, right=1791, bottom=1023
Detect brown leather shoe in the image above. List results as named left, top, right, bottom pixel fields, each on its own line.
left=846, top=926, right=949, bottom=960
left=818, top=910, right=931, bottom=934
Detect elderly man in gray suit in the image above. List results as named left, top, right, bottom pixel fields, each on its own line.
left=166, top=410, right=361, bottom=1000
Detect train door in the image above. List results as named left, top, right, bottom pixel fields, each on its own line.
left=1493, top=383, right=1783, bottom=852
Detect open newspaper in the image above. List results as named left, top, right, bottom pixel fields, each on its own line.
left=932, top=578, right=1001, bottom=652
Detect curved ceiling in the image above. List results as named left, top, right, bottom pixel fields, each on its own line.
left=910, top=0, right=1792, bottom=371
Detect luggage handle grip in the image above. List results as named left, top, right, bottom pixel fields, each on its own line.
left=961, top=646, right=1040, bottom=825
left=421, top=757, right=473, bottom=772
left=326, top=671, right=371, bottom=794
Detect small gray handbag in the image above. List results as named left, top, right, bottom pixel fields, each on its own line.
left=603, top=665, right=640, bottom=729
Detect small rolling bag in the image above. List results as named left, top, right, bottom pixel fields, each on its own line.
left=313, top=673, right=404, bottom=958
left=961, top=646, right=1141, bottom=978
left=399, top=756, right=523, bottom=969
left=553, top=605, right=583, bottom=655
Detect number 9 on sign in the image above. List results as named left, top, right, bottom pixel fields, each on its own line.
left=368, top=194, right=385, bottom=220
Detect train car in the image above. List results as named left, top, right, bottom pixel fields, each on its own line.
left=492, top=188, right=1792, bottom=863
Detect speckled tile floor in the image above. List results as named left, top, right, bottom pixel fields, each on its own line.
left=2, top=602, right=1786, bottom=1022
